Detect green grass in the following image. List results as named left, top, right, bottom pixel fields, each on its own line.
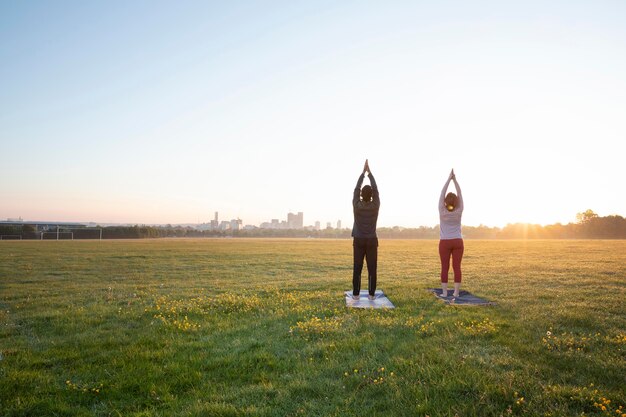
left=1, top=239, right=625, bottom=416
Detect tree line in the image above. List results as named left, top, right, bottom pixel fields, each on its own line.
left=1, top=210, right=625, bottom=239
left=384, top=210, right=626, bottom=239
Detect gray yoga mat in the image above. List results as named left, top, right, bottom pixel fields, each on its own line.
left=345, top=290, right=395, bottom=309
left=428, top=288, right=496, bottom=306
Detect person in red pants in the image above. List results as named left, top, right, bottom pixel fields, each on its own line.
left=438, top=169, right=464, bottom=298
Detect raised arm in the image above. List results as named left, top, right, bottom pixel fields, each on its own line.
left=439, top=176, right=452, bottom=211
left=353, top=173, right=365, bottom=207
left=368, top=171, right=380, bottom=206
left=452, top=177, right=463, bottom=211
left=353, top=160, right=369, bottom=206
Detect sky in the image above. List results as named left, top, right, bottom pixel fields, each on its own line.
left=1, top=0, right=625, bottom=228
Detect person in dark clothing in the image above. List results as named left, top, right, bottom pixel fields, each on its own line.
left=352, top=159, right=380, bottom=300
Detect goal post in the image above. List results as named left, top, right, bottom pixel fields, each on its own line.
left=68, top=228, right=103, bottom=240
left=41, top=231, right=73, bottom=240
left=0, top=225, right=104, bottom=240
left=38, top=227, right=103, bottom=240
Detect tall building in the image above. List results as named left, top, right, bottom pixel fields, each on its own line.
left=230, top=218, right=243, bottom=231
left=287, top=212, right=304, bottom=229
left=315, top=221, right=321, bottom=231
left=326, top=222, right=332, bottom=229
left=210, top=211, right=219, bottom=230
left=337, top=220, right=342, bottom=230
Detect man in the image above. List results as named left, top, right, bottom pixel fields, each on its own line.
left=351, top=159, right=380, bottom=300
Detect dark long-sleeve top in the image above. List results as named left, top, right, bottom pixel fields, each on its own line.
left=351, top=172, right=380, bottom=238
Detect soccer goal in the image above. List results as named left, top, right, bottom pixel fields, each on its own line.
left=69, top=228, right=103, bottom=240
left=41, top=231, right=74, bottom=240
left=39, top=228, right=103, bottom=240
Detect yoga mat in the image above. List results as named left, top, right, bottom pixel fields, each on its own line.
left=345, top=290, right=395, bottom=309
left=428, top=288, right=496, bottom=306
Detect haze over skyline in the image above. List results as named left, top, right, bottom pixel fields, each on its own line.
left=2, top=1, right=625, bottom=228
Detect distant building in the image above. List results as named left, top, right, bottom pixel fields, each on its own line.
left=195, top=223, right=211, bottom=231
left=210, top=212, right=219, bottom=230
left=326, top=222, right=332, bottom=229
left=260, top=211, right=304, bottom=229
left=288, top=212, right=304, bottom=229
left=0, top=220, right=87, bottom=232
left=230, top=219, right=242, bottom=231
left=219, top=220, right=231, bottom=230
left=315, top=221, right=321, bottom=231
left=337, top=220, right=342, bottom=230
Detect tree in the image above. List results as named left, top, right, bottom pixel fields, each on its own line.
left=576, top=209, right=598, bottom=224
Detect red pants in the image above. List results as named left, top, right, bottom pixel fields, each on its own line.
left=439, top=238, right=464, bottom=283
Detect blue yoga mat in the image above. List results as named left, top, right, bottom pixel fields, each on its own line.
left=428, top=288, right=496, bottom=306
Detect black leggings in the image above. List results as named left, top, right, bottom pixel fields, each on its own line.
left=353, top=237, right=378, bottom=296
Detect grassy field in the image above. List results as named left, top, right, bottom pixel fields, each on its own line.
left=1, top=239, right=625, bottom=417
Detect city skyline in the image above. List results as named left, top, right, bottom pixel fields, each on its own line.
left=2, top=2, right=625, bottom=227
left=165, top=211, right=343, bottom=231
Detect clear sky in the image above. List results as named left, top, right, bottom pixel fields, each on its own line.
left=1, top=1, right=625, bottom=228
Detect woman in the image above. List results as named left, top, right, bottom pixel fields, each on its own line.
left=438, top=169, right=464, bottom=298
